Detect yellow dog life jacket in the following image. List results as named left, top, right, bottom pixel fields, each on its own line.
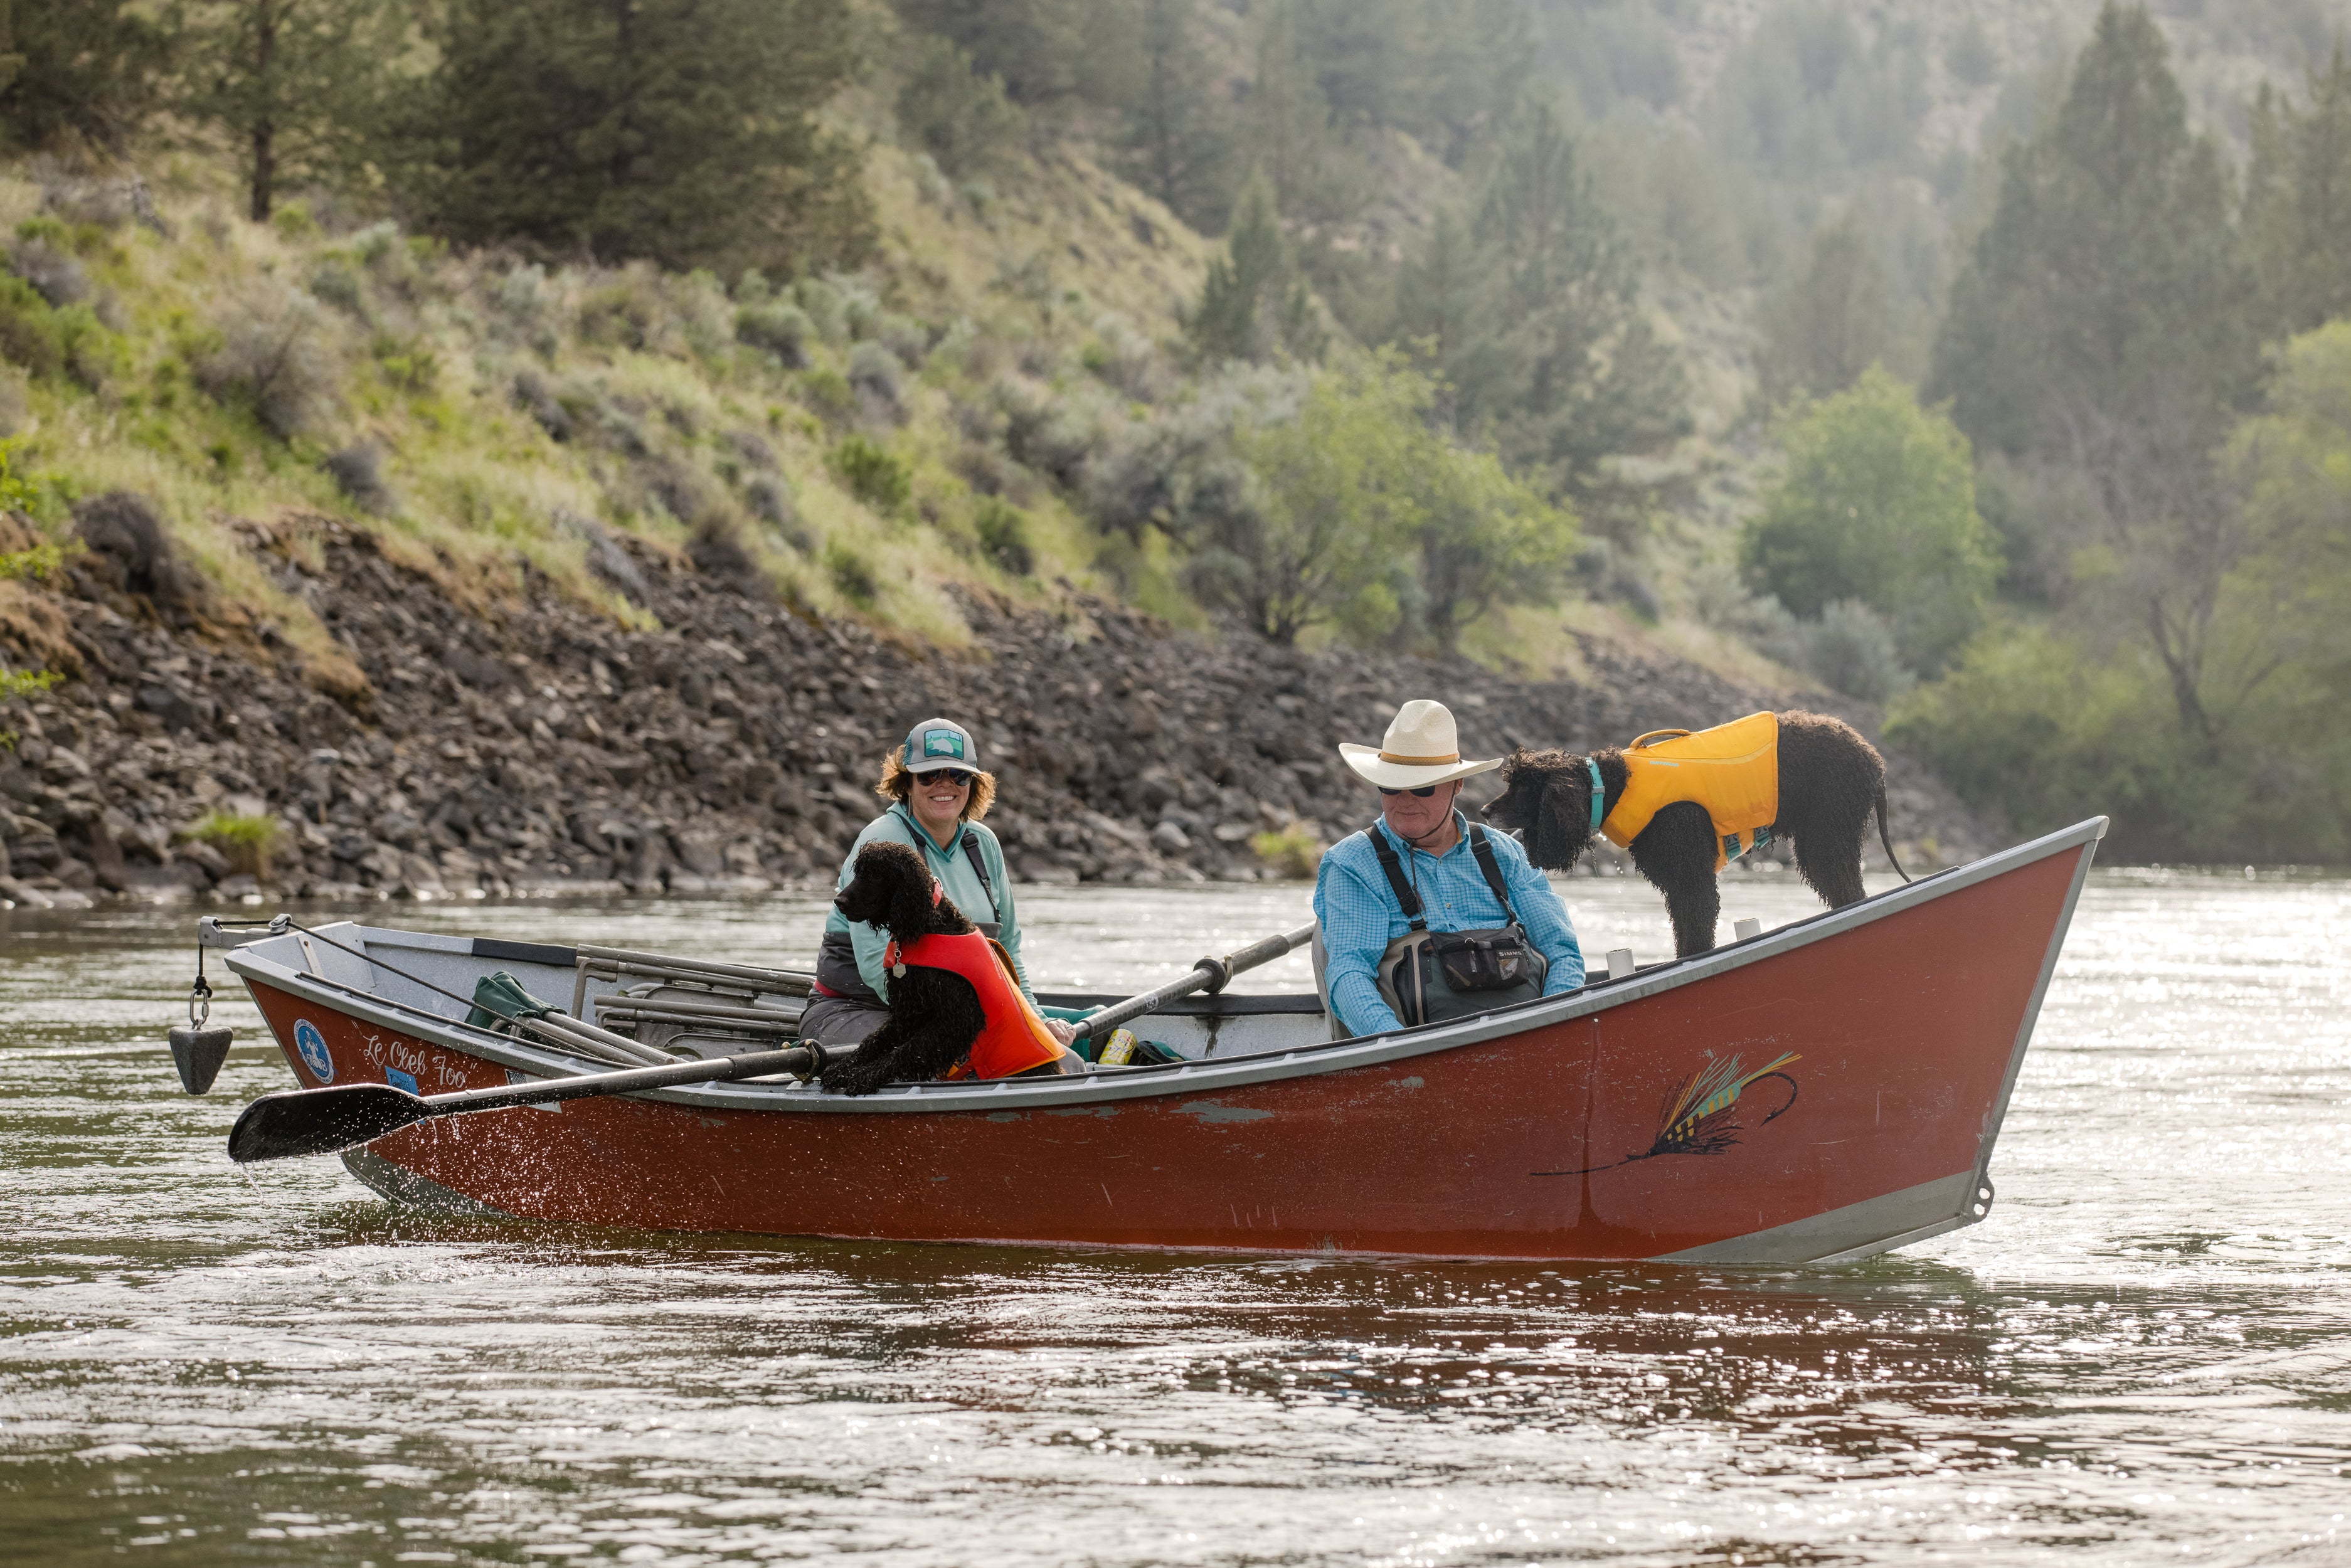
left=1600, top=711, right=1780, bottom=871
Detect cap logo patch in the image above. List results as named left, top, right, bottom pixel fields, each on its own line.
left=923, top=732, right=965, bottom=759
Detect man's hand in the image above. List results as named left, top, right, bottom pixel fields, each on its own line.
left=1045, top=1017, right=1078, bottom=1047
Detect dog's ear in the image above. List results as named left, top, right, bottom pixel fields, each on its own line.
left=1484, top=749, right=1540, bottom=830
left=1526, top=758, right=1593, bottom=871
left=885, top=850, right=938, bottom=942
left=836, top=850, right=887, bottom=927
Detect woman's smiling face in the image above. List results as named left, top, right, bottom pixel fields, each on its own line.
left=908, top=768, right=970, bottom=842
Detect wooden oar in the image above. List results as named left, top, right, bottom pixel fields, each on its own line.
left=1077, top=922, right=1318, bottom=1046
left=228, top=1043, right=833, bottom=1164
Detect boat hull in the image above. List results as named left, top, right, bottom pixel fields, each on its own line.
left=228, top=820, right=2103, bottom=1262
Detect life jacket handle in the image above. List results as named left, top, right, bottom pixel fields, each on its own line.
left=1628, top=728, right=1692, bottom=750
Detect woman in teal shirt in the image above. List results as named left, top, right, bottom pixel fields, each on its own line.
left=804, top=717, right=1079, bottom=1051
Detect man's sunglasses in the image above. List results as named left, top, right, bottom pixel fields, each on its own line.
left=1377, top=784, right=1442, bottom=798
left=919, top=768, right=977, bottom=788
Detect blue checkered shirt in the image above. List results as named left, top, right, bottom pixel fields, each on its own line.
left=1313, top=812, right=1585, bottom=1037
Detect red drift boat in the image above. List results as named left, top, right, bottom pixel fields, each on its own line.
left=208, top=818, right=2105, bottom=1263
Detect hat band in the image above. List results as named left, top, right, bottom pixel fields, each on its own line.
left=1379, top=750, right=1460, bottom=766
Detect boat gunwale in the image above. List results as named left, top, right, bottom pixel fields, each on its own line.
left=223, top=817, right=2110, bottom=1116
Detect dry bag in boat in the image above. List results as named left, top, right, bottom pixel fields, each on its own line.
left=1367, top=822, right=1547, bottom=1029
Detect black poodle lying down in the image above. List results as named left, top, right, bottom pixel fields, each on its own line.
left=1482, top=709, right=1909, bottom=958
left=819, top=839, right=1074, bottom=1096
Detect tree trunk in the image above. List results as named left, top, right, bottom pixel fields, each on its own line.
left=250, top=120, right=275, bottom=222
left=248, top=1, right=278, bottom=221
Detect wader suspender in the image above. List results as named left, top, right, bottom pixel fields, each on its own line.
left=1363, top=820, right=1544, bottom=1029
left=960, top=832, right=996, bottom=919
left=1366, top=821, right=1522, bottom=932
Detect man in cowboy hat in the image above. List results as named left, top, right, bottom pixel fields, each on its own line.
left=1312, top=699, right=1584, bottom=1037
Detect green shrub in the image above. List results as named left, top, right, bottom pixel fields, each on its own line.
left=1742, top=368, right=2002, bottom=674
left=1806, top=599, right=1912, bottom=703
left=270, top=199, right=318, bottom=240
left=736, top=301, right=812, bottom=366
left=829, top=435, right=910, bottom=513
left=0, top=542, right=67, bottom=581
left=0, top=667, right=58, bottom=701
left=1889, top=627, right=2189, bottom=859
left=799, top=366, right=856, bottom=423
left=974, top=496, right=1034, bottom=575
left=0, top=436, right=77, bottom=523
left=1250, top=824, right=1324, bottom=879
left=183, top=811, right=284, bottom=878
left=825, top=541, right=879, bottom=606
left=847, top=340, right=905, bottom=418
left=196, top=287, right=334, bottom=439
left=370, top=331, right=438, bottom=393
left=0, top=275, right=65, bottom=379
left=577, top=275, right=666, bottom=350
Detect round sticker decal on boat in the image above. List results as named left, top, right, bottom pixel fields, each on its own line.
left=294, top=1019, right=332, bottom=1082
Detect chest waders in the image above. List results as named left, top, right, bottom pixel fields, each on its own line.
left=1367, top=822, right=1548, bottom=1029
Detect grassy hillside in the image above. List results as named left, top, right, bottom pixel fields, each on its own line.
left=4, top=0, right=2347, bottom=756
left=0, top=118, right=1223, bottom=707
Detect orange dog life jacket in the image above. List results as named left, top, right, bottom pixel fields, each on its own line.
left=883, top=929, right=1075, bottom=1079
left=1600, top=711, right=1781, bottom=872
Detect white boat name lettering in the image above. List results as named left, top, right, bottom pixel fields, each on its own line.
left=358, top=1033, right=470, bottom=1092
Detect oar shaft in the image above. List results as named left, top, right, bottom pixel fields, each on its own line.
left=1080, top=922, right=1316, bottom=1041
left=428, top=1046, right=824, bottom=1116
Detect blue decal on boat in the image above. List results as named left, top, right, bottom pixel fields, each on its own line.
left=294, top=1019, right=332, bottom=1081
left=386, top=1067, right=418, bottom=1094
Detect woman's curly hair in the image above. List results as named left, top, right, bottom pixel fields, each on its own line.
left=875, top=751, right=996, bottom=821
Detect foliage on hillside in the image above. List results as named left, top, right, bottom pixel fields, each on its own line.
left=4, top=0, right=2351, bottom=859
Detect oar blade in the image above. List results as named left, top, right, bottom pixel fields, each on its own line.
left=228, top=1083, right=432, bottom=1163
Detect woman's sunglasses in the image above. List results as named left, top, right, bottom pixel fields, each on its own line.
left=920, top=768, right=977, bottom=788
left=1377, top=784, right=1441, bottom=798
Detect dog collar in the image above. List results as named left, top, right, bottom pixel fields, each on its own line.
left=1586, top=758, right=1605, bottom=834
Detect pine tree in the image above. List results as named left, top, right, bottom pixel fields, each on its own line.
left=408, top=0, right=873, bottom=277
left=1926, top=3, right=2260, bottom=751
left=1756, top=211, right=1895, bottom=403
left=893, top=0, right=1086, bottom=107
left=1396, top=0, right=1532, bottom=167
left=1389, top=206, right=1505, bottom=423
left=1188, top=169, right=1322, bottom=364
left=171, top=0, right=393, bottom=221
left=0, top=0, right=164, bottom=151
left=1245, top=0, right=1359, bottom=225
left=2244, top=48, right=2351, bottom=339
left=1467, top=98, right=1691, bottom=521
left=1297, top=0, right=1406, bottom=137
left=897, top=35, right=1024, bottom=179
left=1928, top=4, right=2256, bottom=464
left=1116, top=0, right=1234, bottom=231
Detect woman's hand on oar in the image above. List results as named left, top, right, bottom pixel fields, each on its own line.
left=1078, top=922, right=1317, bottom=1049
left=228, top=1043, right=832, bottom=1164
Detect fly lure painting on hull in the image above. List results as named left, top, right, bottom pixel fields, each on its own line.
left=1537, top=1051, right=1802, bottom=1176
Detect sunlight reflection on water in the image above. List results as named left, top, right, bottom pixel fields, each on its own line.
left=3, top=868, right=2348, bottom=1565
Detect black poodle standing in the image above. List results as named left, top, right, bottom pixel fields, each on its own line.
left=1483, top=710, right=1908, bottom=958
left=819, top=840, right=992, bottom=1096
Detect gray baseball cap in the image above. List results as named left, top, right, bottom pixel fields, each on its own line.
left=901, top=717, right=979, bottom=774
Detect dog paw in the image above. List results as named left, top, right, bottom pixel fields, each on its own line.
left=820, top=1063, right=889, bottom=1097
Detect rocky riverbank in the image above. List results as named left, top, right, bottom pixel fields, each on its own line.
left=0, top=499, right=1995, bottom=910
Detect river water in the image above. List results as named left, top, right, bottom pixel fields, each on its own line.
left=3, top=869, right=2347, bottom=1566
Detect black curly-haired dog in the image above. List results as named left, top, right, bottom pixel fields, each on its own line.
left=1482, top=711, right=1909, bottom=958
left=817, top=839, right=992, bottom=1096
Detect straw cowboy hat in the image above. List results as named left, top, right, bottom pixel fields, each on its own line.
left=1338, top=699, right=1502, bottom=790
